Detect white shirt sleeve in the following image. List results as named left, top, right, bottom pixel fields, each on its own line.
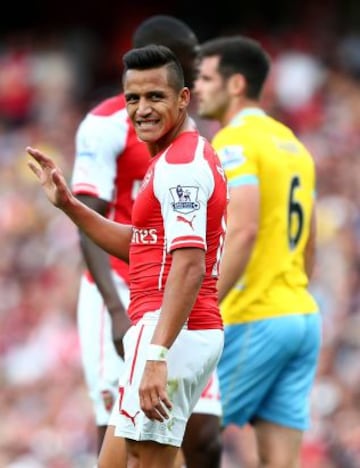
left=153, top=151, right=215, bottom=253
left=71, top=109, right=129, bottom=201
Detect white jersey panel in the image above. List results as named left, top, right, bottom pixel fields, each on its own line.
left=71, top=109, right=130, bottom=202
left=153, top=138, right=215, bottom=253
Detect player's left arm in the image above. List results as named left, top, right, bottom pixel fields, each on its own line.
left=217, top=184, right=259, bottom=303
left=152, top=246, right=205, bottom=347
left=151, top=147, right=213, bottom=348
left=139, top=246, right=206, bottom=422
left=139, top=146, right=212, bottom=421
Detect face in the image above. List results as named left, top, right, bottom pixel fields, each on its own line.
left=124, top=66, right=189, bottom=146
left=194, top=56, right=229, bottom=120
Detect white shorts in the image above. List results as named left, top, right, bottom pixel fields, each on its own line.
left=112, top=311, right=224, bottom=446
left=193, top=369, right=222, bottom=417
left=109, top=369, right=222, bottom=425
left=77, top=272, right=130, bottom=425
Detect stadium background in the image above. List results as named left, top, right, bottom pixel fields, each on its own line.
left=1, top=0, right=360, bottom=466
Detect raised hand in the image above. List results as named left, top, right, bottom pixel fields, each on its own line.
left=27, top=146, right=73, bottom=209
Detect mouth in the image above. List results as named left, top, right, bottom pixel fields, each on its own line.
left=136, top=119, right=160, bottom=128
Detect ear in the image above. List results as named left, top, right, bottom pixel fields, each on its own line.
left=228, top=73, right=246, bottom=96
left=178, top=87, right=191, bottom=110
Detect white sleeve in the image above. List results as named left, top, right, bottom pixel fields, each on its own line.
left=153, top=156, right=215, bottom=253
left=71, top=109, right=129, bottom=201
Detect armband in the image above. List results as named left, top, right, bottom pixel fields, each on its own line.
left=146, top=344, right=168, bottom=361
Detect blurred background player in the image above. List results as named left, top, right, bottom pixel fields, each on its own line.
left=195, top=35, right=322, bottom=467
left=71, top=15, right=222, bottom=468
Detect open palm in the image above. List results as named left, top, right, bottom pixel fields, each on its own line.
left=27, top=146, right=73, bottom=208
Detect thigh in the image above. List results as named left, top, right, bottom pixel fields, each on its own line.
left=77, top=274, right=105, bottom=373
left=114, top=317, right=223, bottom=447
left=222, top=424, right=258, bottom=468
left=218, top=317, right=308, bottom=427
left=98, top=425, right=126, bottom=468
left=255, top=420, right=303, bottom=467
left=258, top=313, right=322, bottom=430
left=77, top=273, right=125, bottom=425
left=182, top=413, right=222, bottom=468
left=192, top=370, right=222, bottom=417
left=126, top=439, right=179, bottom=468
left=167, top=328, right=224, bottom=419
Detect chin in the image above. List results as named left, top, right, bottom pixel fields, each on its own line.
left=199, top=112, right=211, bottom=120
left=137, top=133, right=157, bottom=143
left=198, top=109, right=208, bottom=118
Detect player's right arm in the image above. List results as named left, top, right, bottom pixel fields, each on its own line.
left=27, top=146, right=132, bottom=261
left=217, top=183, right=259, bottom=303
left=213, top=135, right=259, bottom=303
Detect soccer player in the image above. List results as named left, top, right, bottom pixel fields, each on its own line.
left=27, top=44, right=227, bottom=468
left=194, top=36, right=322, bottom=467
left=71, top=15, right=223, bottom=468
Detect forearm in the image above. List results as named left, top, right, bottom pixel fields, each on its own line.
left=64, top=197, right=132, bottom=261
left=151, top=249, right=205, bottom=349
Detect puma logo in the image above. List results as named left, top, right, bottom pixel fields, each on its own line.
left=176, top=215, right=196, bottom=230
left=120, top=409, right=140, bottom=427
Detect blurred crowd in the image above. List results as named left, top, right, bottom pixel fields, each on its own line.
left=1, top=17, right=360, bottom=468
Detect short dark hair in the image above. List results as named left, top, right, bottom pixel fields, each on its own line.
left=123, top=44, right=185, bottom=92
left=132, top=15, right=198, bottom=88
left=198, top=36, right=271, bottom=99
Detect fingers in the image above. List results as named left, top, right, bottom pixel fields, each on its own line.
left=27, top=158, right=61, bottom=186
left=27, top=146, right=64, bottom=188
left=138, top=361, right=173, bottom=421
left=51, top=168, right=64, bottom=185
left=140, top=391, right=172, bottom=422
left=26, top=146, right=37, bottom=156
left=26, top=146, right=56, bottom=170
left=26, top=146, right=44, bottom=162
left=155, top=398, right=172, bottom=421
left=27, top=161, right=42, bottom=178
left=26, top=146, right=45, bottom=159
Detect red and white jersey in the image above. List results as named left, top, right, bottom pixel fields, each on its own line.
left=129, top=131, right=228, bottom=330
left=71, top=94, right=150, bottom=282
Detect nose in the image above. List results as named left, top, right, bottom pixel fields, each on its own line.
left=137, top=97, right=152, bottom=116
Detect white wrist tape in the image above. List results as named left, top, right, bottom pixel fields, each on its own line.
left=146, top=344, right=168, bottom=361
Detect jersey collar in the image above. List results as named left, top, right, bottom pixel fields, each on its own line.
left=230, top=107, right=266, bottom=126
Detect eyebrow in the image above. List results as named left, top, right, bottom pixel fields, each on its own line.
left=125, top=90, right=167, bottom=99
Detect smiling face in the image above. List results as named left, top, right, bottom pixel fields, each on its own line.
left=124, top=65, right=190, bottom=152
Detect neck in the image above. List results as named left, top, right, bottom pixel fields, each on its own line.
left=220, top=98, right=261, bottom=127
